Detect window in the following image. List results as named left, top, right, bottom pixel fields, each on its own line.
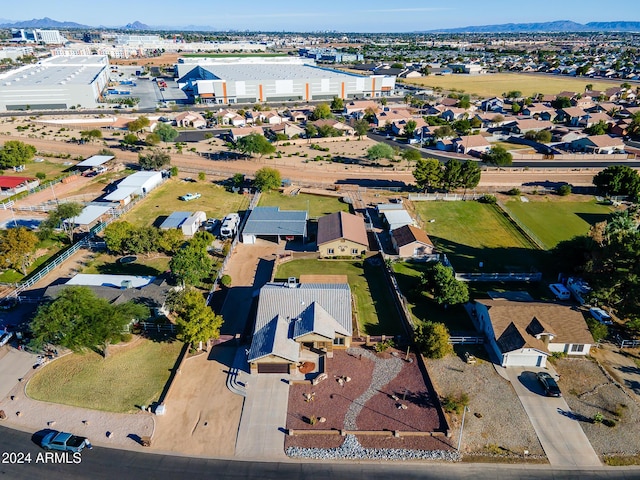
left=327, top=248, right=334, bottom=255
left=570, top=344, right=585, bottom=353
left=333, top=337, right=345, bottom=346
left=351, top=249, right=359, bottom=255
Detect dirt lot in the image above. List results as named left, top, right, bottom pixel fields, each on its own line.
left=285, top=346, right=451, bottom=452
left=151, top=346, right=243, bottom=457
left=554, top=354, right=640, bottom=459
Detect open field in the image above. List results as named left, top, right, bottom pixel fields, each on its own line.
left=26, top=338, right=183, bottom=413
left=82, top=253, right=171, bottom=276
left=258, top=191, right=348, bottom=218
left=275, top=259, right=402, bottom=336
left=403, top=73, right=617, bottom=98
left=411, top=201, right=542, bottom=272
left=121, top=178, right=249, bottom=227
left=0, top=159, right=72, bottom=181
left=502, top=196, right=615, bottom=249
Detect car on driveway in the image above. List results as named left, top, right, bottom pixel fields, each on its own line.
left=40, top=431, right=92, bottom=452
left=0, top=331, right=14, bottom=347
left=179, top=193, right=201, bottom=201
left=536, top=371, right=561, bottom=397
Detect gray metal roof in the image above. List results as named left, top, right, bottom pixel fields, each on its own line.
left=193, top=63, right=363, bottom=82
left=383, top=210, right=414, bottom=230
left=248, top=282, right=352, bottom=363
left=242, top=207, right=307, bottom=237
left=76, top=155, right=114, bottom=167
left=159, top=211, right=192, bottom=229
left=65, top=204, right=112, bottom=226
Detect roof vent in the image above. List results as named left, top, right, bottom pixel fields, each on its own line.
left=287, top=277, right=297, bottom=288
left=121, top=280, right=133, bottom=289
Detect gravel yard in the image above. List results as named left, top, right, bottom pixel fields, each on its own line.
left=424, top=345, right=545, bottom=459
left=554, top=356, right=640, bottom=459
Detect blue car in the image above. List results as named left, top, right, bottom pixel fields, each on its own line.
left=40, top=431, right=92, bottom=453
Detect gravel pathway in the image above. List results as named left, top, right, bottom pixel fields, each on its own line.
left=343, top=347, right=403, bottom=430
left=287, top=434, right=459, bottom=461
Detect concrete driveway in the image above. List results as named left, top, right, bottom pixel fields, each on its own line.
left=0, top=347, right=36, bottom=400
left=234, top=373, right=289, bottom=459
left=505, top=367, right=601, bottom=467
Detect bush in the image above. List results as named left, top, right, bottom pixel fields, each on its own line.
left=557, top=184, right=572, bottom=196
left=374, top=339, right=394, bottom=353
left=442, top=393, right=469, bottom=414
left=220, top=274, right=232, bottom=287
left=35, top=172, right=46, bottom=180
left=586, top=318, right=609, bottom=343
left=507, top=187, right=521, bottom=196
left=593, top=412, right=604, bottom=424
left=120, top=333, right=133, bottom=343
left=478, top=194, right=497, bottom=204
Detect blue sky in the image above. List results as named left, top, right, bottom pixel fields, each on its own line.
left=3, top=0, right=640, bottom=31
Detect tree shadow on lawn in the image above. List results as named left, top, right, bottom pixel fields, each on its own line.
left=575, top=212, right=613, bottom=226
left=95, top=262, right=164, bottom=276
left=429, top=236, right=550, bottom=273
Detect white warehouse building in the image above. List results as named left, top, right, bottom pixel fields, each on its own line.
left=175, top=56, right=396, bottom=105
left=0, top=55, right=110, bottom=111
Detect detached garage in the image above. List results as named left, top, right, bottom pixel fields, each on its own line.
left=241, top=206, right=307, bottom=244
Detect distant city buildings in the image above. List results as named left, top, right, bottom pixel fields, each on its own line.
left=10, top=28, right=67, bottom=45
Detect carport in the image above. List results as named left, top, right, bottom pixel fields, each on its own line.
left=241, top=207, right=307, bottom=244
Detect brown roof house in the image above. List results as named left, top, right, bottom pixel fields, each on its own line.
left=391, top=225, right=435, bottom=258
left=472, top=300, right=594, bottom=368
left=175, top=111, right=206, bottom=128
left=571, top=135, right=626, bottom=154
left=453, top=134, right=491, bottom=155
left=317, top=211, right=368, bottom=258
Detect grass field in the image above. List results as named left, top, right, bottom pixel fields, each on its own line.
left=502, top=196, right=615, bottom=249
left=403, top=73, right=616, bottom=98
left=82, top=253, right=171, bottom=276
left=258, top=192, right=349, bottom=218
left=0, top=159, right=71, bottom=181
left=27, top=338, right=183, bottom=413
left=275, top=259, right=403, bottom=336
left=122, top=179, right=249, bottom=227
left=411, top=201, right=541, bottom=272
left=391, top=261, right=474, bottom=332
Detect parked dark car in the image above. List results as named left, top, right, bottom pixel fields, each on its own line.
left=536, top=371, right=561, bottom=397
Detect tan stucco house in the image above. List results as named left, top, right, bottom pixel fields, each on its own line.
left=317, top=211, right=368, bottom=258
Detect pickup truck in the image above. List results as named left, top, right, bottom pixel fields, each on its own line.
left=179, top=193, right=201, bottom=201
left=40, top=431, right=92, bottom=453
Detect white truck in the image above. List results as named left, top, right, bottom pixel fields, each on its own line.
left=220, top=213, right=240, bottom=238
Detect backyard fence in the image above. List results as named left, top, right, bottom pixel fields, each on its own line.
left=449, top=335, right=485, bottom=345
left=494, top=200, right=547, bottom=250
left=408, top=193, right=484, bottom=201
left=454, top=271, right=543, bottom=282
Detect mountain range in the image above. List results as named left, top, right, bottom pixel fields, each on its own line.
left=427, top=20, right=640, bottom=33
left=1, top=17, right=639, bottom=33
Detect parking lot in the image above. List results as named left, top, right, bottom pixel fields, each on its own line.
left=105, top=66, right=187, bottom=110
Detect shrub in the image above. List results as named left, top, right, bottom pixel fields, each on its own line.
left=557, top=184, right=572, bottom=196
left=220, top=274, right=232, bottom=287
left=374, top=339, right=394, bottom=353
left=442, top=393, right=470, bottom=414
left=478, top=194, right=497, bottom=204
left=507, top=187, right=521, bottom=196
left=120, top=333, right=133, bottom=343
left=593, top=412, right=604, bottom=424
left=35, top=172, right=46, bottom=180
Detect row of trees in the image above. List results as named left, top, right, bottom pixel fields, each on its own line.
left=413, top=157, right=481, bottom=191
left=104, top=221, right=185, bottom=256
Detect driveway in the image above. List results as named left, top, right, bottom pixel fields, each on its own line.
left=505, top=367, right=601, bottom=467
left=234, top=373, right=289, bottom=459
left=0, top=347, right=36, bottom=400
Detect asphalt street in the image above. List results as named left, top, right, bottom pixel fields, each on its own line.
left=2, top=425, right=640, bottom=480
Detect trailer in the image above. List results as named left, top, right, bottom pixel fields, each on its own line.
left=220, top=213, right=240, bottom=238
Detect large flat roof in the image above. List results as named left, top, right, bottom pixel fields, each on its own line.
left=0, top=55, right=108, bottom=88
left=243, top=206, right=307, bottom=237
left=193, top=63, right=367, bottom=83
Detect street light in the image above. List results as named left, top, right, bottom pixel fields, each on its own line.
left=457, top=405, right=470, bottom=452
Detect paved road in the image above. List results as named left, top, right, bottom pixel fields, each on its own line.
left=0, top=347, right=36, bottom=400
left=2, top=425, right=640, bottom=480
left=506, top=367, right=601, bottom=467
left=235, top=373, right=290, bottom=459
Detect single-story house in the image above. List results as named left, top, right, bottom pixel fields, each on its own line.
left=242, top=206, right=307, bottom=244
left=453, top=134, right=491, bottom=155
left=571, top=135, right=626, bottom=154
left=505, top=119, right=554, bottom=134
left=473, top=299, right=594, bottom=368
left=247, top=279, right=353, bottom=374
left=391, top=224, right=435, bottom=258
left=175, top=111, right=206, bottom=129
left=268, top=122, right=305, bottom=139
left=558, top=107, right=589, bottom=127
left=44, top=274, right=172, bottom=317
left=317, top=211, right=368, bottom=258
left=230, top=126, right=264, bottom=142
left=440, top=107, right=469, bottom=122
left=344, top=99, right=378, bottom=116
left=480, top=97, right=504, bottom=112
left=520, top=105, right=555, bottom=121
left=311, top=119, right=355, bottom=136
left=217, top=109, right=246, bottom=127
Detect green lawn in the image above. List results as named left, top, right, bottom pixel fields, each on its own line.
left=502, top=197, right=615, bottom=249
left=391, top=261, right=474, bottom=332
left=258, top=192, right=349, bottom=219
left=412, top=201, right=541, bottom=272
left=27, top=338, right=183, bottom=413
left=0, top=159, right=72, bottom=181
left=82, top=254, right=171, bottom=276
left=275, top=259, right=403, bottom=336
left=122, top=178, right=249, bottom=227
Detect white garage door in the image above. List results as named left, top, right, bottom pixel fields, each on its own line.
left=506, top=354, right=545, bottom=367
